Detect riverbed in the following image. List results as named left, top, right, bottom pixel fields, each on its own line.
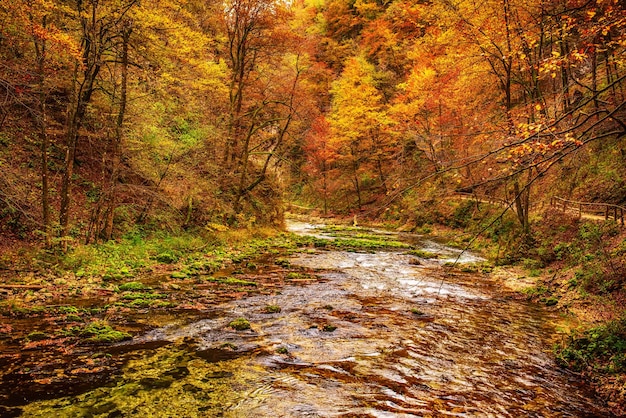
left=16, top=221, right=609, bottom=417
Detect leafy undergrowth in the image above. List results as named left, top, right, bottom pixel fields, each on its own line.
left=512, top=211, right=626, bottom=414
left=555, top=317, right=626, bottom=414
left=555, top=317, right=626, bottom=374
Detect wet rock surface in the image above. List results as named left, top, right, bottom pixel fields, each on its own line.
left=14, top=222, right=613, bottom=416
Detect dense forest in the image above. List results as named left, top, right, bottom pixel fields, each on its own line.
left=1, top=0, right=624, bottom=241
left=1, top=0, right=626, bottom=414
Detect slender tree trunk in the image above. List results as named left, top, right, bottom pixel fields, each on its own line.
left=560, top=33, right=570, bottom=113
left=59, top=69, right=99, bottom=248
left=513, top=178, right=530, bottom=235
left=34, top=16, right=51, bottom=246
left=59, top=0, right=104, bottom=249
left=376, top=156, right=387, bottom=194
left=592, top=47, right=599, bottom=117
left=104, top=23, right=131, bottom=240
left=350, top=144, right=362, bottom=210
left=322, top=159, right=328, bottom=216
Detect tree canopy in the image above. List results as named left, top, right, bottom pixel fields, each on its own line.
left=0, top=0, right=624, bottom=241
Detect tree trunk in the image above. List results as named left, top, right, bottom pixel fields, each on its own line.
left=103, top=23, right=131, bottom=241
left=34, top=16, right=51, bottom=247
left=513, top=179, right=530, bottom=235
left=59, top=66, right=99, bottom=248
left=59, top=0, right=104, bottom=249
left=350, top=144, right=362, bottom=210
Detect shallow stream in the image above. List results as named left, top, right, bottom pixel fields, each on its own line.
left=18, top=221, right=609, bottom=417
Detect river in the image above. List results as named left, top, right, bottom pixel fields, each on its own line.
left=19, top=220, right=609, bottom=417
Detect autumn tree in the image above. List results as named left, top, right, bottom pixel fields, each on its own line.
left=328, top=54, right=394, bottom=211
left=0, top=0, right=79, bottom=242
left=303, top=116, right=337, bottom=215
left=219, top=0, right=313, bottom=220
left=57, top=0, right=140, bottom=248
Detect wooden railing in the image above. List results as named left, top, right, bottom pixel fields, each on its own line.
left=551, top=196, right=625, bottom=226
left=454, top=192, right=510, bottom=207
left=454, top=192, right=542, bottom=210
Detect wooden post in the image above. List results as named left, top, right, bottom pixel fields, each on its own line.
left=606, top=205, right=610, bottom=220
left=579, top=203, right=582, bottom=219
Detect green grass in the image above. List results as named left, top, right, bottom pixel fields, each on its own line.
left=60, top=231, right=210, bottom=279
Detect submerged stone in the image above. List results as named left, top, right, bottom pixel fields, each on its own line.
left=163, top=366, right=190, bottom=380
left=89, top=401, right=117, bottom=415
left=139, top=376, right=174, bottom=390
left=196, top=348, right=240, bottom=363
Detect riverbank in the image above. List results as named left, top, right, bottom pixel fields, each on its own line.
left=387, top=208, right=626, bottom=416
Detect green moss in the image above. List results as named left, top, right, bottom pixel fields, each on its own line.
left=522, top=285, right=549, bottom=298
left=77, top=322, right=131, bottom=343
left=58, top=305, right=79, bottom=314
left=219, top=342, right=237, bottom=350
left=121, top=292, right=166, bottom=300
left=408, top=249, right=439, bottom=259
left=205, top=277, right=257, bottom=287
left=275, top=258, right=291, bottom=267
left=332, top=237, right=409, bottom=251
left=18, top=346, right=259, bottom=416
left=322, top=324, right=337, bottom=332
left=276, top=346, right=289, bottom=354
left=410, top=308, right=425, bottom=316
left=118, top=282, right=150, bottom=291
left=26, top=331, right=49, bottom=342
left=286, top=272, right=313, bottom=280
left=170, top=271, right=188, bottom=279
left=264, top=305, right=281, bottom=313
left=228, top=318, right=251, bottom=331
left=155, top=252, right=179, bottom=264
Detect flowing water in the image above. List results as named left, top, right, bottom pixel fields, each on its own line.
left=19, top=221, right=609, bottom=417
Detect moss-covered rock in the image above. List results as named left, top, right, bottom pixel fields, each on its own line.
left=228, top=318, right=251, bottom=331
left=78, top=322, right=131, bottom=343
